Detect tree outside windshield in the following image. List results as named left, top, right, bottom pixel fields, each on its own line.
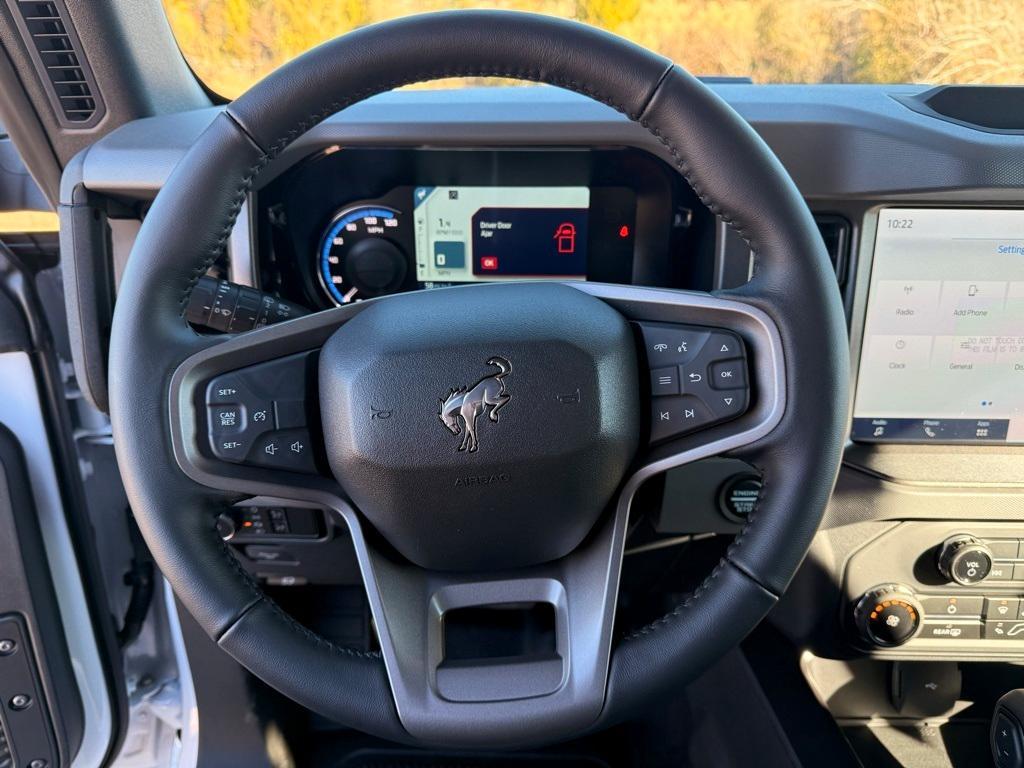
left=164, top=0, right=1024, bottom=99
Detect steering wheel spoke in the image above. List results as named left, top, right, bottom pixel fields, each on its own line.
left=233, top=486, right=630, bottom=747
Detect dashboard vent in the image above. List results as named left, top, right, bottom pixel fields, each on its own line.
left=814, top=214, right=851, bottom=286
left=9, top=0, right=103, bottom=127
left=717, top=213, right=852, bottom=291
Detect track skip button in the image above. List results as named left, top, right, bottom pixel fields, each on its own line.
left=649, top=396, right=715, bottom=443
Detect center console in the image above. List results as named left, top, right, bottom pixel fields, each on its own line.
left=848, top=524, right=1024, bottom=656
left=840, top=206, right=1024, bottom=658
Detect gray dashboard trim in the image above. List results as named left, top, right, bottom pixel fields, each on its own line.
left=60, top=84, right=1024, bottom=205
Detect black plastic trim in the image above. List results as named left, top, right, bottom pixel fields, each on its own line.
left=893, top=85, right=1024, bottom=135
left=0, top=425, right=81, bottom=766
left=5, top=0, right=105, bottom=129
left=58, top=183, right=114, bottom=413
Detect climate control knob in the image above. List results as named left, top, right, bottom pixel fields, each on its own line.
left=854, top=584, right=923, bottom=648
left=937, top=535, right=993, bottom=586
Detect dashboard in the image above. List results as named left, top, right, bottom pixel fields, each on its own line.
left=60, top=84, right=1024, bottom=694
left=255, top=147, right=713, bottom=310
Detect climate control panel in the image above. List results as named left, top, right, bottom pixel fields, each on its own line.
left=854, top=583, right=1024, bottom=648
left=845, top=523, right=1024, bottom=656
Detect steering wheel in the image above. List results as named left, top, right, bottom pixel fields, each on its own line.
left=108, top=10, right=848, bottom=748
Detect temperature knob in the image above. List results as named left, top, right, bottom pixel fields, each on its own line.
left=854, top=584, right=923, bottom=648
left=937, top=535, right=993, bottom=586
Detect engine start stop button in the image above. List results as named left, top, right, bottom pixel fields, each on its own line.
left=718, top=473, right=763, bottom=523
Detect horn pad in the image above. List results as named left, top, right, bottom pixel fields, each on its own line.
left=319, top=283, right=639, bottom=570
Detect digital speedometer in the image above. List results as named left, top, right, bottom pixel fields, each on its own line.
left=318, top=205, right=408, bottom=305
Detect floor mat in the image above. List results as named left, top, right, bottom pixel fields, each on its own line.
left=843, top=723, right=991, bottom=768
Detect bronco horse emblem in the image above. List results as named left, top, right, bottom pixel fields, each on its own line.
left=438, top=356, right=511, bottom=453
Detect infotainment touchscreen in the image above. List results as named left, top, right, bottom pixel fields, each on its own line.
left=852, top=208, right=1024, bottom=444
left=413, top=186, right=590, bottom=283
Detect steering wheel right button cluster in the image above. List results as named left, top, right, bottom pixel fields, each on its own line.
left=638, top=321, right=750, bottom=444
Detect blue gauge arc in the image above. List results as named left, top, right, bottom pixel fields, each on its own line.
left=318, top=206, right=400, bottom=305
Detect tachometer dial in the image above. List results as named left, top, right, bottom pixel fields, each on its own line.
left=318, top=206, right=408, bottom=305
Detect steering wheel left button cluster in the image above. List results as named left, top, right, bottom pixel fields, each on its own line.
left=204, top=351, right=318, bottom=473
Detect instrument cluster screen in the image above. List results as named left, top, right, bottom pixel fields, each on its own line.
left=853, top=208, right=1024, bottom=444
left=413, top=186, right=590, bottom=284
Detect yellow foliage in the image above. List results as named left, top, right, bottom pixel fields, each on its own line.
left=0, top=211, right=59, bottom=233
left=162, top=0, right=1024, bottom=98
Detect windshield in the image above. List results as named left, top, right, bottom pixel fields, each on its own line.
left=164, top=0, right=1024, bottom=99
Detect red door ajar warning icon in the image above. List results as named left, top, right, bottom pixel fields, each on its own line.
left=553, top=222, right=577, bottom=254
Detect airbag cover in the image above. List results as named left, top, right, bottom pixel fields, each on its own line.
left=319, top=283, right=638, bottom=570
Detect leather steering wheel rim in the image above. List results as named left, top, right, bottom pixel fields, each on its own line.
left=109, top=9, right=849, bottom=747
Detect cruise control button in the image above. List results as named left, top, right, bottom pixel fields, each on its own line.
left=650, top=367, right=680, bottom=396
left=209, top=404, right=246, bottom=434
left=249, top=403, right=274, bottom=430
left=208, top=394, right=272, bottom=462
left=206, top=384, right=273, bottom=430
left=710, top=359, right=746, bottom=390
left=212, top=436, right=250, bottom=462
left=205, top=353, right=315, bottom=466
left=207, top=376, right=248, bottom=404
left=248, top=429, right=316, bottom=473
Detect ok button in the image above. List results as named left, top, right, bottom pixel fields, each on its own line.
left=710, top=359, right=746, bottom=390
